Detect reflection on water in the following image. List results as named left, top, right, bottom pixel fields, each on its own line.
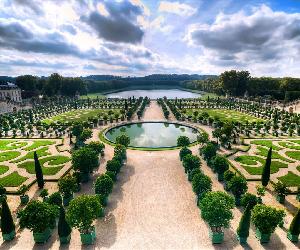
left=105, top=122, right=199, bottom=148
left=106, top=89, right=201, bottom=99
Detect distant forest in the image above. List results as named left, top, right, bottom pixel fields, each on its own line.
left=1, top=71, right=300, bottom=101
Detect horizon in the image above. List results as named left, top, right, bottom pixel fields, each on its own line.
left=1, top=0, right=300, bottom=77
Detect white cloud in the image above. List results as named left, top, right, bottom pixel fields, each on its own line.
left=158, top=1, right=196, bottom=17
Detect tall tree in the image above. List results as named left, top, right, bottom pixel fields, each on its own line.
left=1, top=198, right=15, bottom=236
left=261, top=147, right=272, bottom=187
left=236, top=204, right=251, bottom=240
left=34, top=151, right=44, bottom=188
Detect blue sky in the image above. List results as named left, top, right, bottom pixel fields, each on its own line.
left=0, top=0, right=300, bottom=77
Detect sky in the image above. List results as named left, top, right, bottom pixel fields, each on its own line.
left=1, top=0, right=300, bottom=77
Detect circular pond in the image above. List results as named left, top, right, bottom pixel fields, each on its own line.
left=105, top=122, right=199, bottom=148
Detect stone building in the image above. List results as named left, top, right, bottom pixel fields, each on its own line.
left=0, top=82, right=24, bottom=114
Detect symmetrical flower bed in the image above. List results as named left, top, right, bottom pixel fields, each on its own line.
left=0, top=139, right=71, bottom=190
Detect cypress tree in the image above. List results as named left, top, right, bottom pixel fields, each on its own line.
left=289, top=208, right=300, bottom=236
left=236, top=204, right=251, bottom=239
left=1, top=198, right=15, bottom=235
left=58, top=206, right=72, bottom=238
left=34, top=151, right=44, bottom=188
left=261, top=147, right=272, bottom=187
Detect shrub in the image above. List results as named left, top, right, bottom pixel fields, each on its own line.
left=240, top=193, right=257, bottom=209
left=182, top=154, right=201, bottom=173
left=48, top=192, right=63, bottom=206
left=66, top=195, right=101, bottom=233
left=1, top=198, right=15, bottom=234
left=188, top=168, right=202, bottom=181
left=237, top=204, right=251, bottom=238
left=58, top=174, right=78, bottom=197
left=114, top=144, right=126, bottom=160
left=192, top=173, right=212, bottom=200
left=200, top=142, right=217, bottom=161
left=200, top=191, right=235, bottom=232
left=106, top=158, right=122, bottom=174
left=179, top=147, right=192, bottom=161
left=72, top=146, right=99, bottom=173
left=251, top=204, right=285, bottom=234
left=106, top=170, right=117, bottom=182
left=224, top=170, right=235, bottom=182
left=261, top=147, right=272, bottom=187
left=34, top=151, right=44, bottom=189
left=116, top=135, right=130, bottom=147
left=58, top=206, right=72, bottom=237
left=177, top=136, right=190, bottom=147
left=289, top=208, right=300, bottom=236
left=94, top=174, right=114, bottom=197
left=40, top=189, right=49, bottom=198
left=272, top=181, right=290, bottom=197
left=87, top=141, right=105, bottom=154
left=228, top=175, right=248, bottom=197
left=210, top=155, right=229, bottom=175
left=19, top=200, right=59, bottom=232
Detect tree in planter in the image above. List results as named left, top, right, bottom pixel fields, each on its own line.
left=228, top=175, right=248, bottom=206
left=240, top=193, right=257, bottom=209
left=179, top=147, right=192, bottom=161
left=114, top=144, right=127, bottom=161
left=66, top=195, right=102, bottom=245
left=256, top=185, right=265, bottom=204
left=192, top=173, right=212, bottom=203
left=94, top=174, right=114, bottom=203
left=236, top=204, right=251, bottom=244
left=287, top=208, right=300, bottom=242
left=58, top=206, right=72, bottom=244
left=251, top=204, right=285, bottom=243
left=197, top=132, right=209, bottom=146
left=224, top=170, right=235, bottom=191
left=200, top=142, right=217, bottom=162
left=116, top=134, right=130, bottom=147
left=188, top=168, right=202, bottom=182
left=210, top=155, right=229, bottom=181
left=34, top=151, right=44, bottom=189
left=72, top=146, right=99, bottom=182
left=48, top=192, right=63, bottom=207
left=182, top=154, right=201, bottom=173
left=272, top=181, right=290, bottom=204
left=19, top=200, right=59, bottom=243
left=106, top=158, right=122, bottom=175
left=40, top=189, right=49, bottom=202
left=200, top=191, right=235, bottom=244
left=58, top=175, right=78, bottom=206
left=177, top=136, right=190, bottom=147
left=18, top=184, right=29, bottom=205
left=87, top=141, right=105, bottom=156
left=1, top=198, right=16, bottom=241
left=261, top=147, right=272, bottom=187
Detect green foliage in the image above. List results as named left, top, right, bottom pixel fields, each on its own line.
left=34, top=151, right=44, bottom=189
left=236, top=204, right=251, bottom=238
left=88, top=141, right=105, bottom=154
left=224, top=170, right=235, bottom=182
left=78, top=129, right=92, bottom=143
left=278, top=171, right=300, bottom=187
left=116, top=134, right=130, bottom=147
left=261, top=147, right=272, bottom=186
left=72, top=146, right=99, bottom=173
left=200, top=191, right=235, bottom=230
left=94, top=174, right=114, bottom=197
left=106, top=158, right=122, bottom=174
left=0, top=172, right=27, bottom=187
left=1, top=198, right=15, bottom=234
left=19, top=200, right=59, bottom=233
left=240, top=193, right=257, bottom=209
left=192, top=173, right=212, bottom=199
left=0, top=151, right=21, bottom=162
left=228, top=175, right=248, bottom=197
left=58, top=206, right=72, bottom=237
left=188, top=168, right=202, bottom=182
left=179, top=147, right=192, bottom=161
left=182, top=154, right=201, bottom=173
left=289, top=208, right=300, bottom=236
left=272, top=181, right=290, bottom=196
left=200, top=142, right=217, bottom=161
left=18, top=184, right=28, bottom=195
left=210, top=155, right=229, bottom=174
left=58, top=174, right=77, bottom=197
left=66, top=195, right=101, bottom=233
left=47, top=192, right=62, bottom=207
left=177, top=136, right=190, bottom=147
left=197, top=132, right=209, bottom=145
left=251, top=204, right=285, bottom=234
left=114, top=144, right=126, bottom=160
left=40, top=189, right=49, bottom=198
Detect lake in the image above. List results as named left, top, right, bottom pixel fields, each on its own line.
left=105, top=89, right=201, bottom=99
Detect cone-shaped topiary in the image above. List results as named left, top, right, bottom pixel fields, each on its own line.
left=261, top=147, right=272, bottom=187
left=58, top=206, right=72, bottom=238
left=1, top=198, right=15, bottom=235
left=289, top=208, right=300, bottom=236
left=237, top=204, right=251, bottom=240
left=34, top=151, right=44, bottom=189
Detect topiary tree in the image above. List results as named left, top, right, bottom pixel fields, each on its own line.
left=1, top=198, right=16, bottom=241
left=261, top=147, right=272, bottom=187
left=236, top=204, right=251, bottom=244
left=188, top=168, right=202, bottom=182
left=200, top=142, right=217, bottom=161
left=116, top=134, right=130, bottom=147
left=106, top=158, right=122, bottom=174
left=252, top=204, right=285, bottom=243
left=182, top=154, right=201, bottom=173
left=256, top=185, right=265, bottom=204
left=34, top=151, right=44, bottom=189
left=47, top=192, right=63, bottom=207
left=240, top=193, right=257, bottom=209
left=197, top=132, right=209, bottom=145
left=58, top=206, right=72, bottom=244
left=228, top=175, right=248, bottom=206
left=58, top=174, right=78, bottom=206
left=94, top=174, right=114, bottom=198
left=200, top=191, right=235, bottom=244
left=177, top=136, right=190, bottom=147
left=192, top=173, right=212, bottom=202
left=179, top=147, right=192, bottom=161
left=272, top=181, right=290, bottom=204
left=287, top=208, right=300, bottom=242
left=114, top=144, right=127, bottom=161
left=87, top=141, right=105, bottom=155
left=224, top=170, right=235, bottom=190
left=210, top=155, right=229, bottom=181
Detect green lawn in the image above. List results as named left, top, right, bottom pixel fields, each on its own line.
left=250, top=140, right=282, bottom=151
left=24, top=140, right=55, bottom=151
left=0, top=151, right=21, bottom=162
left=0, top=172, right=27, bottom=187
left=186, top=108, right=264, bottom=123
left=255, top=146, right=294, bottom=163
left=12, top=147, right=50, bottom=163
left=278, top=171, right=300, bottom=187
left=0, top=140, right=28, bottom=150
left=42, top=109, right=120, bottom=124
left=285, top=151, right=300, bottom=161
left=278, top=141, right=300, bottom=150
left=18, top=155, right=70, bottom=175
left=80, top=93, right=106, bottom=99
left=297, top=166, right=300, bottom=172
left=235, top=155, right=264, bottom=165
left=0, top=165, right=9, bottom=175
